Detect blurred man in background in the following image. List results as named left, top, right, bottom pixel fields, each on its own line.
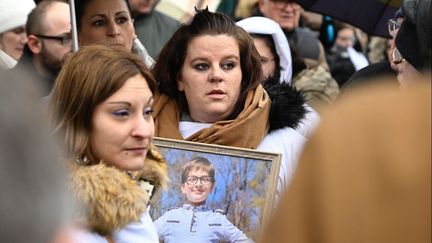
left=5, top=0, right=71, bottom=96
left=129, top=0, right=180, bottom=59
left=258, top=0, right=328, bottom=69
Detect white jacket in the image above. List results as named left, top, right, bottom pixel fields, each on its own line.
left=179, top=121, right=306, bottom=204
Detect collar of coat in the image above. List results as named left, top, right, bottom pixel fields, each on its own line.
left=69, top=145, right=169, bottom=236
left=262, top=76, right=308, bottom=132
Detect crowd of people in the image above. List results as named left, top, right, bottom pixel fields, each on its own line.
left=0, top=0, right=430, bottom=242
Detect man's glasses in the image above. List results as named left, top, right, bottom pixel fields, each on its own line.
left=185, top=176, right=212, bottom=186
left=388, top=18, right=401, bottom=36
left=391, top=48, right=405, bottom=65
left=269, top=0, right=298, bottom=7
left=34, top=33, right=72, bottom=46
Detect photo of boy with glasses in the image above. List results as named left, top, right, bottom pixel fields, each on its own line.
left=154, top=156, right=252, bottom=243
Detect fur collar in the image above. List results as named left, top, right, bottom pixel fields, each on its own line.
left=263, top=76, right=307, bottom=132
left=69, top=145, right=169, bottom=235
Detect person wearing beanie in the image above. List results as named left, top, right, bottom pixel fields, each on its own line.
left=394, top=0, right=431, bottom=86
left=0, top=0, right=35, bottom=64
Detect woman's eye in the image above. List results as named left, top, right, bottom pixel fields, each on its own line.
left=92, top=19, right=104, bottom=27
left=194, top=63, right=209, bottom=71
left=113, top=110, right=129, bottom=117
left=222, top=62, right=236, bottom=70
left=12, top=27, right=25, bottom=34
left=143, top=107, right=154, bottom=117
left=116, top=16, right=128, bottom=24
left=260, top=58, right=269, bottom=64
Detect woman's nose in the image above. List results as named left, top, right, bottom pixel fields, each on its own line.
left=107, top=22, right=120, bottom=37
left=19, top=33, right=27, bottom=44
left=131, top=116, right=154, bottom=138
left=209, top=66, right=223, bottom=82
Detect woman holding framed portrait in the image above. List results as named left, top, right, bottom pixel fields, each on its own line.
left=152, top=8, right=308, bottom=201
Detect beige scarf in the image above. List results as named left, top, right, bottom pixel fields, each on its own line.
left=153, top=85, right=271, bottom=149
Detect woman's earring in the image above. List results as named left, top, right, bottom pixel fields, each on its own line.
left=75, top=155, right=90, bottom=165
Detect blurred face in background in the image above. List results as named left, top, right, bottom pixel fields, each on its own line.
left=31, top=1, right=72, bottom=76
left=128, top=0, right=156, bottom=14
left=0, top=26, right=27, bottom=60
left=78, top=0, right=135, bottom=51
left=253, top=37, right=276, bottom=80
left=335, top=27, right=355, bottom=49
left=259, top=0, right=302, bottom=31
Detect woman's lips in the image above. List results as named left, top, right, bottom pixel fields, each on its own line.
left=207, top=90, right=225, bottom=99
left=125, top=147, right=147, bottom=155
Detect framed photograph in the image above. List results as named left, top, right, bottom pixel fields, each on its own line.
left=150, top=137, right=281, bottom=241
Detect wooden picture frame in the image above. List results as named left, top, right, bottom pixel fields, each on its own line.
left=150, top=137, right=281, bottom=241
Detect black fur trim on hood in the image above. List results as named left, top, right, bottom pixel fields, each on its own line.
left=263, top=76, right=307, bottom=132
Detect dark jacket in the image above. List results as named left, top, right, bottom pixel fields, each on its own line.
left=133, top=10, right=180, bottom=59
left=4, top=45, right=55, bottom=96
left=326, top=45, right=356, bottom=87
left=343, top=60, right=398, bottom=93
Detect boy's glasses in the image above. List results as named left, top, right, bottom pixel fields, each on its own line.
left=186, top=176, right=212, bottom=186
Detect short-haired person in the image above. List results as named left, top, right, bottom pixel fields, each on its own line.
left=155, top=157, right=250, bottom=243
left=257, top=0, right=328, bottom=69
left=4, top=0, right=72, bottom=96
left=75, top=0, right=154, bottom=68
left=50, top=45, right=168, bottom=242
left=152, top=9, right=308, bottom=201
left=128, top=0, right=180, bottom=59
left=326, top=24, right=369, bottom=87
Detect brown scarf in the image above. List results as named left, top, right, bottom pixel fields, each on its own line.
left=153, top=85, right=271, bottom=149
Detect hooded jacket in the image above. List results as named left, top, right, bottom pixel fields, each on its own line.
left=237, top=16, right=293, bottom=84
left=69, top=145, right=169, bottom=241
left=237, top=17, right=339, bottom=115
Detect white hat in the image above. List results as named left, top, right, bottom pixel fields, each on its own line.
left=0, top=0, right=36, bottom=34
left=237, top=16, right=293, bottom=84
